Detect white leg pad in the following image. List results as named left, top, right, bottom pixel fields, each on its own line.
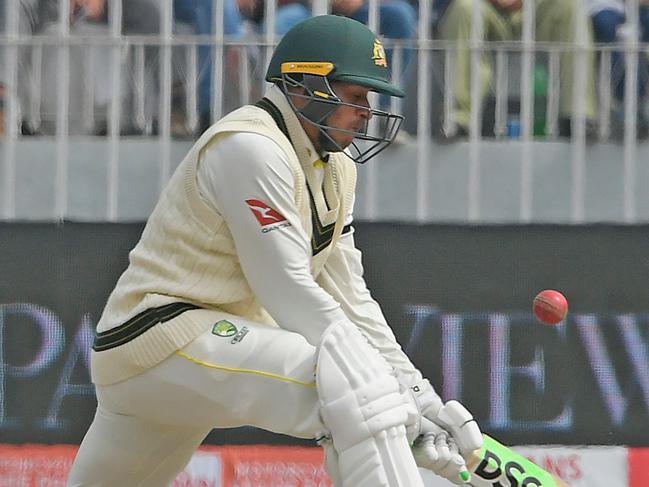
left=317, top=322, right=424, bottom=487
left=322, top=439, right=343, bottom=487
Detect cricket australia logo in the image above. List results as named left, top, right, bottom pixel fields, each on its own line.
left=212, top=320, right=237, bottom=337
left=372, top=39, right=387, bottom=67
left=211, top=320, right=250, bottom=344
left=245, top=199, right=292, bottom=234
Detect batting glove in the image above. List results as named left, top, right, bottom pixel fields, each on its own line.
left=412, top=425, right=471, bottom=485
left=410, top=379, right=483, bottom=455
left=431, top=400, right=483, bottom=455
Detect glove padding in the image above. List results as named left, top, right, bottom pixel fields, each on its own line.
left=410, top=378, right=443, bottom=420
left=429, top=400, right=483, bottom=455
left=412, top=424, right=469, bottom=485
left=403, top=378, right=443, bottom=443
left=410, top=379, right=482, bottom=455
left=400, top=383, right=430, bottom=444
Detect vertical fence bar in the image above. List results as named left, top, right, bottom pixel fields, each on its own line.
left=569, top=1, right=588, bottom=223
left=212, top=0, right=224, bottom=120
left=83, top=46, right=95, bottom=134
left=133, top=46, right=146, bottom=131
left=55, top=0, right=71, bottom=220
left=28, top=46, right=42, bottom=132
left=416, top=0, right=431, bottom=221
left=598, top=48, right=612, bottom=141
left=263, top=0, right=276, bottom=93
left=467, top=0, right=483, bottom=221
left=185, top=44, right=198, bottom=133
left=364, top=0, right=380, bottom=220
left=2, top=0, right=19, bottom=219
left=239, top=45, right=251, bottom=106
left=443, top=48, right=455, bottom=137
left=390, top=43, right=403, bottom=116
left=494, top=49, right=508, bottom=138
left=623, top=0, right=639, bottom=222
left=546, top=48, right=560, bottom=137
left=520, top=2, right=535, bottom=140
left=367, top=0, right=379, bottom=33
left=519, top=0, right=536, bottom=222
left=159, top=0, right=173, bottom=192
left=312, top=0, right=329, bottom=16
left=107, top=0, right=123, bottom=221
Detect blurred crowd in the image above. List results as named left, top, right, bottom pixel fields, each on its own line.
left=1, top=0, right=649, bottom=141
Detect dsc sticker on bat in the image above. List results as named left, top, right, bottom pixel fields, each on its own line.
left=467, top=435, right=569, bottom=487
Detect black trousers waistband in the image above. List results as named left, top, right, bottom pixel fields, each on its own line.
left=93, top=302, right=201, bottom=352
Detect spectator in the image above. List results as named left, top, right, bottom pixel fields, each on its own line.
left=37, top=0, right=160, bottom=35
left=173, top=0, right=316, bottom=135
left=0, top=0, right=39, bottom=137
left=332, top=0, right=417, bottom=74
left=586, top=0, right=649, bottom=138
left=275, top=1, right=312, bottom=35
left=80, top=0, right=162, bottom=135
left=246, top=1, right=417, bottom=74
left=436, top=0, right=598, bottom=138
left=174, top=0, right=252, bottom=134
left=241, top=0, right=312, bottom=35
left=0, top=0, right=161, bottom=136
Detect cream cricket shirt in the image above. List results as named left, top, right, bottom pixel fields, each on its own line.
left=91, top=86, right=422, bottom=388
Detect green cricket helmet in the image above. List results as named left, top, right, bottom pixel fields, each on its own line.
left=265, top=15, right=404, bottom=164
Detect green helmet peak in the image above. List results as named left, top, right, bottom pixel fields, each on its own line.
left=266, top=15, right=404, bottom=98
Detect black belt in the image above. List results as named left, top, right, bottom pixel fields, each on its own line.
left=93, top=302, right=201, bottom=351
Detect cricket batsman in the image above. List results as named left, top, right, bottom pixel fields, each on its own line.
left=68, top=14, right=482, bottom=486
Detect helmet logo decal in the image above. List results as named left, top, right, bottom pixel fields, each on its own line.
left=281, top=62, right=334, bottom=76
left=372, top=39, right=387, bottom=67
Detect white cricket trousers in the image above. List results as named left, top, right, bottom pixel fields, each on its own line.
left=67, top=310, right=323, bottom=487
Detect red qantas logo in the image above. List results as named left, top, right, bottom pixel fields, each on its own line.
left=245, top=199, right=287, bottom=226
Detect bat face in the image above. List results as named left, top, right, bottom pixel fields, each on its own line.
left=466, top=435, right=569, bottom=487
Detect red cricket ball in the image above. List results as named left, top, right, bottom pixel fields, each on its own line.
left=533, top=290, right=568, bottom=325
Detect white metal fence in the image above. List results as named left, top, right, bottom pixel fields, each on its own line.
left=1, top=0, right=648, bottom=222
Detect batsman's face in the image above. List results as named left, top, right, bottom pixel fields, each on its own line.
left=326, top=82, right=373, bottom=148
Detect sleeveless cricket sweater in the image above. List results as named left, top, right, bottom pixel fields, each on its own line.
left=91, top=87, right=357, bottom=385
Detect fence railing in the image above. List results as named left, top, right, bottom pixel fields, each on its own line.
left=1, top=0, right=648, bottom=222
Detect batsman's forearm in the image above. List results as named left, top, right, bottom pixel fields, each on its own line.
left=466, top=435, right=570, bottom=487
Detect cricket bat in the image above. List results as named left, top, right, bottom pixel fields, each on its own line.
left=465, top=434, right=570, bottom=487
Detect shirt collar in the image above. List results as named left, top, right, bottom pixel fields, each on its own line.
left=264, top=85, right=328, bottom=169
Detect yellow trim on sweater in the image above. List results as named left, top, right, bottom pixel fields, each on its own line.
left=175, top=350, right=316, bottom=388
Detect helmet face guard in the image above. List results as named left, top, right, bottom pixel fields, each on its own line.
left=279, top=70, right=404, bottom=164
